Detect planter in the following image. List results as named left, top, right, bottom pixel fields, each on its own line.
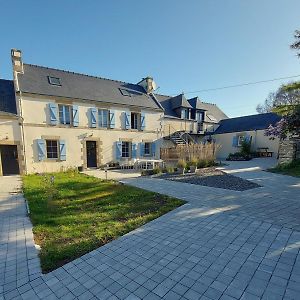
left=190, top=166, right=197, bottom=173
left=177, top=167, right=185, bottom=175
left=78, top=166, right=83, bottom=172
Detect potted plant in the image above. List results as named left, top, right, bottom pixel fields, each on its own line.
left=189, top=158, right=198, bottom=173
left=177, top=159, right=187, bottom=175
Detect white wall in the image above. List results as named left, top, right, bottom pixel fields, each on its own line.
left=214, top=130, right=280, bottom=159
left=20, top=95, right=163, bottom=173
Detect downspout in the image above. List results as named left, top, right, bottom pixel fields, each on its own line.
left=14, top=73, right=28, bottom=175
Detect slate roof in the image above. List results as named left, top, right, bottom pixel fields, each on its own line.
left=17, top=64, right=163, bottom=110
left=154, top=93, right=227, bottom=122
left=0, top=79, right=17, bottom=114
left=214, top=112, right=282, bottom=134
left=169, top=94, right=193, bottom=109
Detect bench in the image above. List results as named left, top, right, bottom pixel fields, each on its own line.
left=257, top=147, right=273, bottom=157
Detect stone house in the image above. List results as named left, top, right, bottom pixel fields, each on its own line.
left=0, top=49, right=164, bottom=175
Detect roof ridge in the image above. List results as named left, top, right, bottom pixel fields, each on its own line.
left=24, top=63, right=133, bottom=86
left=220, top=112, right=277, bottom=121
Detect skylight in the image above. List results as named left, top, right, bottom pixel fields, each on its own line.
left=119, top=88, right=131, bottom=97
left=207, top=114, right=217, bottom=122
left=48, top=76, right=61, bottom=86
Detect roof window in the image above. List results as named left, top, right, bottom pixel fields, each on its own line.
left=207, top=114, right=217, bottom=122
left=119, top=88, right=131, bottom=97
left=48, top=76, right=61, bottom=86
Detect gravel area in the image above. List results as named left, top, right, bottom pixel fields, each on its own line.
left=156, top=167, right=262, bottom=191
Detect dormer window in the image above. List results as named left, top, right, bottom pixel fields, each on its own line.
left=48, top=76, right=61, bottom=86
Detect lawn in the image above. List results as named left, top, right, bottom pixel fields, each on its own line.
left=268, top=159, right=300, bottom=177
left=23, top=171, right=184, bottom=272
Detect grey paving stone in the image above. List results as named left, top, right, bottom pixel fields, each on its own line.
left=2, top=164, right=300, bottom=300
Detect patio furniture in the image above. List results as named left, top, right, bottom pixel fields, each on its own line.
left=135, top=159, right=164, bottom=170
left=257, top=147, right=273, bottom=157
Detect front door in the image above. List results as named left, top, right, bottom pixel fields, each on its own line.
left=0, top=145, right=20, bottom=175
left=86, top=141, right=97, bottom=168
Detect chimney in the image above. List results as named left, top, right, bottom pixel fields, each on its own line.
left=138, top=76, right=157, bottom=94
left=11, top=49, right=24, bottom=74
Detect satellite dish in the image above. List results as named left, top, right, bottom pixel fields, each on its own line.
left=152, top=80, right=157, bottom=91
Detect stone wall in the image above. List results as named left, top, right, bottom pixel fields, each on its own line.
left=278, top=138, right=300, bottom=164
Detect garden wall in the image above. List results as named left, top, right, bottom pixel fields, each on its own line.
left=278, top=138, right=300, bottom=164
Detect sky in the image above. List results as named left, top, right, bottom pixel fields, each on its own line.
left=1, top=0, right=300, bottom=117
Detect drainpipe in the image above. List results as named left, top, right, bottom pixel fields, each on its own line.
left=13, top=69, right=27, bottom=175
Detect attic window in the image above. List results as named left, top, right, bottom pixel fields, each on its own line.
left=119, top=88, right=131, bottom=97
left=48, top=76, right=61, bottom=86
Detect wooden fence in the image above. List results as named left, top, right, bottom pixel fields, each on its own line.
left=160, top=143, right=220, bottom=161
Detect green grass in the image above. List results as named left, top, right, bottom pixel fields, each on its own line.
left=23, top=171, right=184, bottom=272
left=268, top=159, right=300, bottom=178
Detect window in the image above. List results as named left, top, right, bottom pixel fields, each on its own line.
left=59, top=105, right=72, bottom=125
left=144, top=142, right=152, bottom=156
left=48, top=76, right=61, bottom=86
left=98, top=109, right=109, bottom=128
left=196, top=111, right=204, bottom=122
left=238, top=135, right=245, bottom=147
left=122, top=141, right=131, bottom=158
left=119, top=88, right=132, bottom=97
left=131, top=112, right=140, bottom=130
left=181, top=108, right=189, bottom=119
left=46, top=140, right=58, bottom=159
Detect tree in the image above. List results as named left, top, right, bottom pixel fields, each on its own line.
left=256, top=82, right=300, bottom=114
left=290, top=29, right=300, bottom=57
left=262, top=82, right=300, bottom=139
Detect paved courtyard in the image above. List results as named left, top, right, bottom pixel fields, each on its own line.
left=1, top=159, right=300, bottom=299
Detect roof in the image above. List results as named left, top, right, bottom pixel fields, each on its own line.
left=188, top=97, right=207, bottom=110
left=169, top=94, right=193, bottom=109
left=0, top=79, right=17, bottom=114
left=155, top=93, right=227, bottom=122
left=17, top=64, right=163, bottom=110
left=214, top=112, right=282, bottom=134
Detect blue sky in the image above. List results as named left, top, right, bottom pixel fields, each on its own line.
left=1, top=0, right=299, bottom=117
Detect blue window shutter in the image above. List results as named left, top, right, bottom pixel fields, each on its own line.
left=90, top=108, right=97, bottom=128
left=139, top=142, right=145, bottom=157
left=49, top=103, right=58, bottom=125
left=232, top=136, right=238, bottom=147
left=72, top=105, right=79, bottom=127
left=140, top=112, right=146, bottom=130
left=151, top=142, right=156, bottom=157
left=98, top=110, right=103, bottom=127
left=59, top=140, right=66, bottom=161
left=132, top=143, right=137, bottom=159
left=245, top=134, right=251, bottom=143
left=115, top=141, right=122, bottom=159
left=109, top=110, right=115, bottom=128
left=123, top=111, right=131, bottom=129
left=36, top=139, right=46, bottom=161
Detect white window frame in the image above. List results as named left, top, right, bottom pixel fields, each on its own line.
left=98, top=109, right=109, bottom=128
left=121, top=141, right=131, bottom=158
left=58, top=104, right=72, bottom=125
left=46, top=140, right=59, bottom=159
